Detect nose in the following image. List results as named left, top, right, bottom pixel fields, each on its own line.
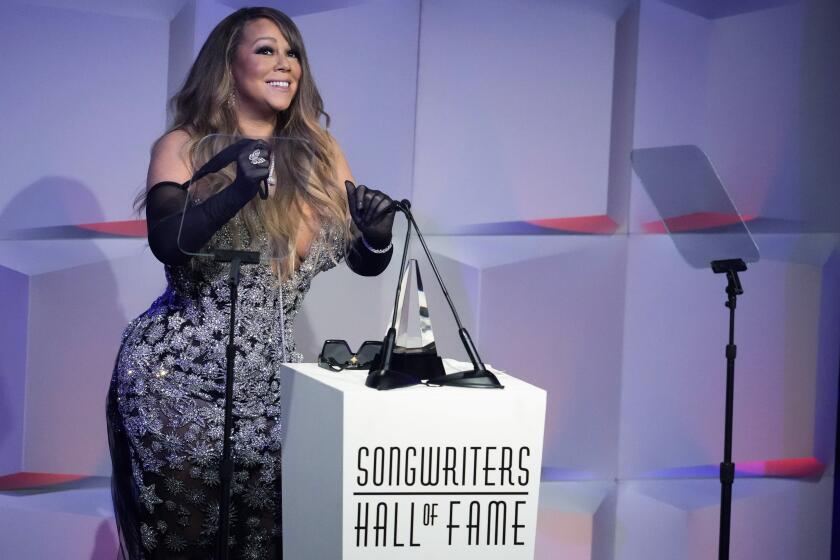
left=275, top=54, right=291, bottom=72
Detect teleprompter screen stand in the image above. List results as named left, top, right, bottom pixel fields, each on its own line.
left=631, top=145, right=760, bottom=560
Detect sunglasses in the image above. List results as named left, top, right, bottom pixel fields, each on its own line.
left=318, top=340, right=383, bottom=372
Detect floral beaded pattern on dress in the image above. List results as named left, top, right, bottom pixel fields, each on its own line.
left=110, top=217, right=344, bottom=558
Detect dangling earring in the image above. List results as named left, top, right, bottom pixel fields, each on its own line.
left=227, top=89, right=237, bottom=108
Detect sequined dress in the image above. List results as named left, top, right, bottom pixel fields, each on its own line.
left=106, top=218, right=344, bottom=559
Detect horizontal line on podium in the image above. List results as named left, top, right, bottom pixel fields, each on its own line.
left=353, top=491, right=530, bottom=496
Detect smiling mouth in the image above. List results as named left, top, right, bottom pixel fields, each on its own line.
left=267, top=81, right=290, bottom=89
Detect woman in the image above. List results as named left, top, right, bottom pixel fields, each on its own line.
left=106, top=7, right=395, bottom=559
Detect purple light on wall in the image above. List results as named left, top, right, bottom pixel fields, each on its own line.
left=453, top=215, right=620, bottom=235
left=1, top=220, right=147, bottom=240
left=642, top=456, right=825, bottom=479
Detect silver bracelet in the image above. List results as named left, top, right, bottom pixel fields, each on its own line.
left=361, top=235, right=392, bottom=254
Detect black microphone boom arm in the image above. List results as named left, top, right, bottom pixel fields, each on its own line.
left=398, top=201, right=502, bottom=389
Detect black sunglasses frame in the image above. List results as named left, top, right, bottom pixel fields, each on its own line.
left=318, top=339, right=383, bottom=372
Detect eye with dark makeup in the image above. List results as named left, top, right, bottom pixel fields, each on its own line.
left=255, top=46, right=298, bottom=59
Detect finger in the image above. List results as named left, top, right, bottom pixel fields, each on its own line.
left=344, top=180, right=360, bottom=224
left=213, top=139, right=260, bottom=186
left=344, top=180, right=356, bottom=201
left=246, top=139, right=268, bottom=155
left=366, top=198, right=394, bottom=230
left=232, top=138, right=254, bottom=153
left=363, top=192, right=384, bottom=224
left=355, top=184, right=368, bottom=214
left=369, top=195, right=394, bottom=222
left=242, top=145, right=269, bottom=169
left=255, top=150, right=270, bottom=168
left=254, top=152, right=270, bottom=175
left=256, top=142, right=271, bottom=166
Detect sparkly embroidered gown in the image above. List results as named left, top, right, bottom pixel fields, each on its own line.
left=106, top=216, right=345, bottom=559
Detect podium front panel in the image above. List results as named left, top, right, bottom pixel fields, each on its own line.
left=281, top=363, right=546, bottom=560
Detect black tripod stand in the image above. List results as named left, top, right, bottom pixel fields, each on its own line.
left=711, top=257, right=746, bottom=560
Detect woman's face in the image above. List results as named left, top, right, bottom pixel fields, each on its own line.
left=231, top=18, right=301, bottom=117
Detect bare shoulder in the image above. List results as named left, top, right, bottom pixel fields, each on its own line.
left=147, top=129, right=193, bottom=188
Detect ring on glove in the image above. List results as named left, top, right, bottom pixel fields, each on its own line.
left=248, top=149, right=267, bottom=166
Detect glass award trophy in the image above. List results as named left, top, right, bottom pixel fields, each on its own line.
left=379, top=257, right=446, bottom=381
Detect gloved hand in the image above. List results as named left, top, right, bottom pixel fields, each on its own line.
left=233, top=139, right=271, bottom=199
left=345, top=180, right=396, bottom=248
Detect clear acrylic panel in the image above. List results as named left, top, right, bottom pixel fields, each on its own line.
left=178, top=134, right=316, bottom=262
left=631, top=144, right=760, bottom=269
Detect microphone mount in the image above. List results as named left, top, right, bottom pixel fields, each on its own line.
left=365, top=199, right=503, bottom=390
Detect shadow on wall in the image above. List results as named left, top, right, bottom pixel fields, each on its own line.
left=813, top=248, right=840, bottom=468
left=0, top=263, right=26, bottom=475
left=0, top=378, right=17, bottom=473
left=0, top=176, right=122, bottom=270
left=0, top=176, right=106, bottom=230
left=0, top=176, right=128, bottom=477
left=800, top=0, right=840, bottom=233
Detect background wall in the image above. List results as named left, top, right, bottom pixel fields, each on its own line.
left=0, top=0, right=837, bottom=558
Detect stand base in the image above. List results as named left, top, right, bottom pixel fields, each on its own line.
left=368, top=343, right=447, bottom=381
left=365, top=368, right=423, bottom=390
left=389, top=346, right=447, bottom=380
left=427, top=369, right=504, bottom=388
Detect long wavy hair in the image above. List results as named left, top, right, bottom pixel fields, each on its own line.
left=140, top=7, right=350, bottom=279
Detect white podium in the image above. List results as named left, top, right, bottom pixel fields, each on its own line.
left=280, top=362, right=546, bottom=559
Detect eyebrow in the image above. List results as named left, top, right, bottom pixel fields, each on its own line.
left=251, top=36, right=278, bottom=45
